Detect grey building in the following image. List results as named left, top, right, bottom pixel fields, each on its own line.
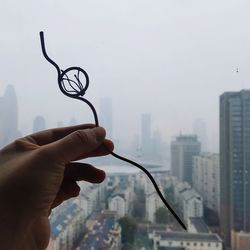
left=33, top=115, right=46, bottom=133
left=141, top=113, right=152, bottom=160
left=193, top=153, right=220, bottom=215
left=99, top=97, right=113, bottom=138
left=0, top=85, right=21, bottom=148
left=171, top=135, right=201, bottom=184
left=220, top=90, right=250, bottom=248
left=193, top=118, right=208, bottom=152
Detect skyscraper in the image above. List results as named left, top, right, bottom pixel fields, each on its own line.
left=33, top=116, right=46, bottom=133
left=141, top=113, right=152, bottom=161
left=171, top=134, right=201, bottom=184
left=193, top=118, right=208, bottom=152
left=0, top=85, right=21, bottom=148
left=99, top=97, right=113, bottom=138
left=220, top=90, right=250, bottom=248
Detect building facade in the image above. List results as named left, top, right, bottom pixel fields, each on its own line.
left=220, top=90, right=250, bottom=248
left=171, top=135, right=201, bottom=184
left=149, top=231, right=222, bottom=250
left=193, top=153, right=220, bottom=214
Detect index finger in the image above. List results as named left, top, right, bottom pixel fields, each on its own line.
left=24, top=124, right=95, bottom=146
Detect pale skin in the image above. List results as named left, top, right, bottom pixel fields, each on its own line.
left=0, top=124, right=114, bottom=250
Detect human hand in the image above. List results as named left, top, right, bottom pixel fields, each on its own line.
left=0, top=124, right=113, bottom=250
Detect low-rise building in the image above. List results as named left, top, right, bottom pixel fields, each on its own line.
left=145, top=191, right=162, bottom=222
left=149, top=231, right=222, bottom=250
left=77, top=212, right=121, bottom=250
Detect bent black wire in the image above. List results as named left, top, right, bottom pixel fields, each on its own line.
left=39, top=31, right=187, bottom=231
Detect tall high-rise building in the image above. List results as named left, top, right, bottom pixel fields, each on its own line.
left=171, top=134, right=201, bottom=184
left=193, top=118, right=208, bottom=152
left=33, top=116, right=46, bottom=133
left=141, top=113, right=152, bottom=161
left=220, top=90, right=250, bottom=248
left=99, top=97, right=113, bottom=138
left=193, top=153, right=220, bottom=215
left=0, top=85, right=21, bottom=148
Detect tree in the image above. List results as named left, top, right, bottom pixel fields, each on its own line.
left=119, top=216, right=137, bottom=247
left=155, top=207, right=169, bottom=224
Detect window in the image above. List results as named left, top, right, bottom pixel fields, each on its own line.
left=1, top=2, right=249, bottom=250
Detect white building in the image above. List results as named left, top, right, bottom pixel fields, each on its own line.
left=145, top=191, right=162, bottom=222
left=181, top=189, right=203, bottom=222
left=193, top=153, right=220, bottom=214
left=149, top=231, right=222, bottom=250
left=109, top=194, right=126, bottom=218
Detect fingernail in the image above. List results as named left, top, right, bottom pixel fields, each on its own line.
left=93, top=127, right=106, bottom=142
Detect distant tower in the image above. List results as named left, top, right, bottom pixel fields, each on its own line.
left=193, top=118, right=208, bottom=152
left=99, top=97, right=113, bottom=138
left=220, top=90, right=250, bottom=248
left=33, top=116, right=46, bottom=133
left=171, top=134, right=201, bottom=184
left=141, top=113, right=152, bottom=161
left=69, top=117, right=77, bottom=126
left=0, top=85, right=20, bottom=148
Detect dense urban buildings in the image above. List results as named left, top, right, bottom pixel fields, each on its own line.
left=171, top=135, right=201, bottom=184
left=220, top=90, right=250, bottom=249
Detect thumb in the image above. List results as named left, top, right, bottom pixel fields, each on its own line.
left=40, top=127, right=106, bottom=163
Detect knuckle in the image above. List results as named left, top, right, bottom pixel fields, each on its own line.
left=71, top=130, right=91, bottom=146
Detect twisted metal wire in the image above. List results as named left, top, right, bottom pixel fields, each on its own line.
left=39, top=31, right=187, bottom=230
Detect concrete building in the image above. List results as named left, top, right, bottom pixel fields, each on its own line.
left=47, top=201, right=85, bottom=250
left=109, top=194, right=126, bottom=219
left=145, top=191, right=162, bottom=222
left=0, top=85, right=21, bottom=148
left=231, top=230, right=250, bottom=250
left=220, top=90, right=250, bottom=248
left=174, top=181, right=203, bottom=222
left=149, top=231, right=222, bottom=250
left=193, top=118, right=208, bottom=152
left=181, top=189, right=203, bottom=222
left=171, top=135, right=201, bottom=184
left=141, top=113, right=152, bottom=161
left=33, top=115, right=46, bottom=132
left=99, top=97, right=113, bottom=138
left=78, top=212, right=121, bottom=250
left=193, top=153, right=220, bottom=214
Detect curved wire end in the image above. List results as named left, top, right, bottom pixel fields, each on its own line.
left=39, top=31, right=61, bottom=75
left=38, top=31, right=187, bottom=231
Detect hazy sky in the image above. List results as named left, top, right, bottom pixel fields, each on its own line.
left=1, top=0, right=250, bottom=152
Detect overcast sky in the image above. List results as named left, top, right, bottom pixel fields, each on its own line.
left=1, top=0, right=250, bottom=152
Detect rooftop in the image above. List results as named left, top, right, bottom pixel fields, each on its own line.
left=189, top=217, right=210, bottom=233
left=155, top=231, right=222, bottom=242
left=79, top=216, right=118, bottom=250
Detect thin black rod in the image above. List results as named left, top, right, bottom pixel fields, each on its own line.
left=39, top=32, right=61, bottom=76
left=73, top=96, right=186, bottom=230
left=109, top=151, right=187, bottom=230
left=39, top=31, right=187, bottom=231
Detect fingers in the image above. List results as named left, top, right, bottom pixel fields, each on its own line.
left=25, top=124, right=95, bottom=146
left=74, top=139, right=114, bottom=160
left=64, top=162, right=106, bottom=183
left=50, top=163, right=106, bottom=210
left=40, top=127, right=106, bottom=163
left=50, top=181, right=80, bottom=209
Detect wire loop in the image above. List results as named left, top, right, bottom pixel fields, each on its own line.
left=39, top=31, right=187, bottom=231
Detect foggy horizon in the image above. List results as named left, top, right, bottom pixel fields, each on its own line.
left=1, top=0, right=250, bottom=152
